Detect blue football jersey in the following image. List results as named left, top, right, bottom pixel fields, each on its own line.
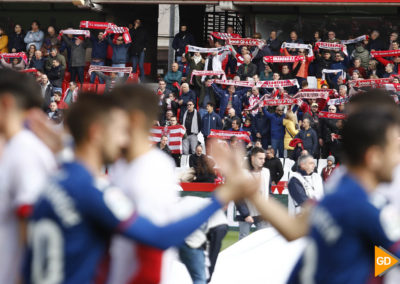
left=288, top=173, right=400, bottom=284
left=24, top=161, right=222, bottom=284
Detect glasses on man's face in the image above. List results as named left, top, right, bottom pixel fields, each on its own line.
left=117, top=39, right=123, bottom=42
left=187, top=104, right=194, bottom=106
left=329, top=108, right=335, bottom=111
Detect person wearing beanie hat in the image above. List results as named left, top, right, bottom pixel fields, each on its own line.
left=321, top=155, right=336, bottom=182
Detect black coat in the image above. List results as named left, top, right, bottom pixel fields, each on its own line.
left=129, top=26, right=147, bottom=56
left=8, top=32, right=25, bottom=52
left=172, top=31, right=195, bottom=56
left=263, top=157, right=284, bottom=184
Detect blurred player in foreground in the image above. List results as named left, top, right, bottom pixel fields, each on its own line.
left=249, top=91, right=400, bottom=283
left=23, top=94, right=258, bottom=284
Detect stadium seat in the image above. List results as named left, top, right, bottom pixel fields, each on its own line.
left=84, top=72, right=91, bottom=83
left=96, top=84, right=106, bottom=94
left=279, top=158, right=284, bottom=167
left=317, top=159, right=327, bottom=175
left=180, top=154, right=190, bottom=168
left=282, top=159, right=295, bottom=182
left=82, top=83, right=97, bottom=92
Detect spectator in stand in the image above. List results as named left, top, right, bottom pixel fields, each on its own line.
left=237, top=54, right=257, bottom=80
left=160, top=109, right=174, bottom=126
left=252, top=39, right=272, bottom=74
left=303, top=103, right=321, bottom=138
left=0, top=57, right=25, bottom=70
left=53, top=91, right=68, bottom=110
left=211, top=83, right=249, bottom=119
left=45, top=47, right=66, bottom=74
left=186, top=52, right=205, bottom=96
left=40, top=74, right=53, bottom=111
left=264, top=147, right=283, bottom=185
left=179, top=83, right=196, bottom=121
left=0, top=27, right=8, bottom=53
left=260, top=64, right=273, bottom=81
left=107, top=34, right=130, bottom=77
left=46, top=101, right=63, bottom=124
left=320, top=105, right=340, bottom=158
left=383, top=63, right=397, bottom=78
left=283, top=109, right=299, bottom=159
left=164, top=62, right=182, bottom=94
left=315, top=50, right=332, bottom=78
left=169, top=115, right=182, bottom=166
left=236, top=147, right=270, bottom=239
left=287, top=31, right=304, bottom=55
left=389, top=32, right=398, bottom=50
left=198, top=78, right=216, bottom=118
left=267, top=30, right=281, bottom=55
left=59, top=28, right=74, bottom=69
left=201, top=102, right=222, bottom=140
left=262, top=106, right=285, bottom=158
left=203, top=40, right=229, bottom=74
left=288, top=154, right=324, bottom=212
left=321, top=155, right=336, bottom=182
left=193, top=155, right=216, bottom=183
left=312, top=30, right=322, bottom=47
left=182, top=100, right=201, bottom=155
left=26, top=44, right=36, bottom=66
left=89, top=31, right=108, bottom=84
left=348, top=58, right=367, bottom=78
left=24, top=20, right=44, bottom=50
left=129, top=19, right=147, bottom=82
left=63, top=81, right=78, bottom=106
left=156, top=135, right=172, bottom=157
left=62, top=34, right=89, bottom=84
left=158, top=79, right=172, bottom=103
left=92, top=71, right=128, bottom=93
left=375, top=49, right=400, bottom=74
left=327, top=31, right=340, bottom=43
left=253, top=106, right=271, bottom=149
left=295, top=118, right=318, bottom=158
left=29, top=50, right=45, bottom=72
left=367, top=30, right=386, bottom=51
left=189, top=144, right=205, bottom=168
left=41, top=26, right=60, bottom=56
left=229, top=117, right=243, bottom=132
left=173, top=25, right=196, bottom=63
left=242, top=116, right=256, bottom=142
left=223, top=108, right=238, bottom=130
left=161, top=92, right=179, bottom=119
left=47, top=59, right=63, bottom=88
left=350, top=43, right=370, bottom=69
left=8, top=24, right=25, bottom=52
left=329, top=52, right=349, bottom=85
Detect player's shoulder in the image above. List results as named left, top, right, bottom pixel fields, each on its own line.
left=58, top=161, right=94, bottom=193
left=8, top=129, right=53, bottom=158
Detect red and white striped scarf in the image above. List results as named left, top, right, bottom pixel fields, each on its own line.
left=185, top=45, right=229, bottom=54
left=59, top=29, right=90, bottom=38
left=371, top=49, right=400, bottom=58
left=19, top=68, right=37, bottom=73
left=209, top=32, right=241, bottom=40
left=327, top=97, right=348, bottom=105
left=341, top=35, right=369, bottom=45
left=0, top=52, right=28, bottom=64
left=318, top=111, right=347, bottom=120
left=315, top=42, right=347, bottom=55
left=262, top=98, right=299, bottom=107
left=150, top=125, right=186, bottom=154
left=226, top=38, right=264, bottom=47
left=88, top=65, right=132, bottom=75
left=213, top=79, right=254, bottom=87
left=263, top=55, right=304, bottom=63
left=208, top=129, right=251, bottom=143
left=103, top=26, right=131, bottom=43
left=349, top=78, right=392, bottom=88
left=256, top=79, right=298, bottom=88
left=80, top=21, right=115, bottom=29
left=294, top=90, right=330, bottom=100
left=280, top=42, right=314, bottom=57
left=190, top=70, right=225, bottom=84
left=383, top=83, right=400, bottom=92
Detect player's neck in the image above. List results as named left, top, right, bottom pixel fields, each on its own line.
left=74, top=145, right=103, bottom=177
left=126, top=130, right=152, bottom=162
left=4, top=114, right=23, bottom=141
left=347, top=166, right=379, bottom=193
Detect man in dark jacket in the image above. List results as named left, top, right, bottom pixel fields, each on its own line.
left=201, top=103, right=222, bottom=139
left=8, top=24, right=25, bottom=52
left=172, top=25, right=195, bottom=63
left=182, top=101, right=201, bottom=154
left=89, top=31, right=108, bottom=83
left=189, top=144, right=205, bottom=168
left=106, top=35, right=130, bottom=77
left=29, top=50, right=45, bottom=73
left=267, top=30, right=281, bottom=55
left=252, top=44, right=272, bottom=74
left=179, top=83, right=196, bottom=122
left=156, top=135, right=172, bottom=157
left=211, top=83, right=249, bottom=118
left=40, top=74, right=54, bottom=111
left=47, top=59, right=63, bottom=88
left=198, top=78, right=216, bottom=118
left=252, top=107, right=271, bottom=149
left=295, top=118, right=318, bottom=157
left=237, top=54, right=257, bottom=80
left=62, top=34, right=89, bottom=83
left=262, top=106, right=285, bottom=158
left=263, top=147, right=283, bottom=185
left=129, top=19, right=147, bottom=82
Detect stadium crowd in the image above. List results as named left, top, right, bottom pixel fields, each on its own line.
left=2, top=16, right=400, bottom=284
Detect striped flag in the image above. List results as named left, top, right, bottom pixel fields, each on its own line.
left=150, top=125, right=186, bottom=154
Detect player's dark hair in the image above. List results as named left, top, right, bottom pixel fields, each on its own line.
left=111, top=84, right=160, bottom=129
left=248, top=147, right=265, bottom=170
left=0, top=69, right=42, bottom=110
left=346, top=89, right=396, bottom=115
left=65, top=93, right=123, bottom=146
left=342, top=107, right=400, bottom=167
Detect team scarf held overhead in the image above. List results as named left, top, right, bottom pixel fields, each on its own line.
left=256, top=79, right=299, bottom=88
left=213, top=79, right=255, bottom=88
left=263, top=55, right=305, bottom=63
left=328, top=97, right=348, bottom=105
left=190, top=70, right=226, bottom=84
left=103, top=26, right=131, bottom=43
left=226, top=38, right=264, bottom=47
left=209, top=32, right=241, bottom=40
left=88, top=65, right=132, bottom=74
left=314, top=42, right=347, bottom=56
left=340, top=35, right=369, bottom=45
left=321, top=69, right=346, bottom=81
left=80, top=21, right=115, bottom=29
left=208, top=129, right=251, bottom=143
left=150, top=125, right=186, bottom=154
left=318, top=111, right=347, bottom=120
left=280, top=42, right=314, bottom=57
left=294, top=89, right=334, bottom=100
left=348, top=78, right=392, bottom=88
left=371, top=49, right=400, bottom=58
left=185, top=45, right=230, bottom=54
left=59, top=29, right=90, bottom=38
left=0, top=52, right=28, bottom=64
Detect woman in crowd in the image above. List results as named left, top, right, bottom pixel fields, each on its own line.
left=283, top=109, right=299, bottom=159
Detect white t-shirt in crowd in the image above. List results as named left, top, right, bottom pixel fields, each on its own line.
left=0, top=129, right=56, bottom=284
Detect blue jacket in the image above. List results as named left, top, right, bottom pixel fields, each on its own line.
left=107, top=36, right=130, bottom=64
left=90, top=35, right=108, bottom=60
left=288, top=169, right=310, bottom=206
left=252, top=112, right=270, bottom=138
left=211, top=83, right=249, bottom=118
left=179, top=90, right=196, bottom=120
left=201, top=111, right=222, bottom=137
left=295, top=127, right=318, bottom=156
left=262, top=108, right=285, bottom=140
left=330, top=58, right=349, bottom=83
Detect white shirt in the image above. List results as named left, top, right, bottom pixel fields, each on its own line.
left=107, top=148, right=181, bottom=284
left=245, top=168, right=270, bottom=217
left=0, top=130, right=56, bottom=284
